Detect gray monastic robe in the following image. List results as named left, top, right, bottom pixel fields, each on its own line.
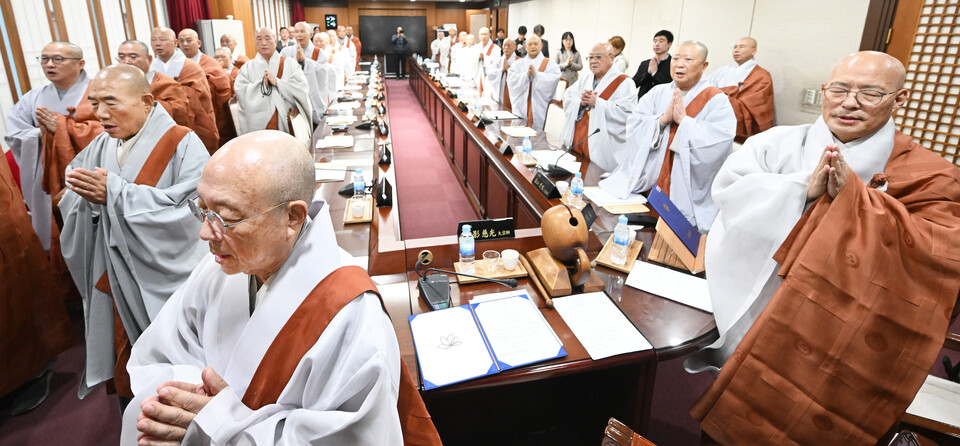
left=4, top=71, right=91, bottom=249
left=234, top=52, right=313, bottom=135
left=59, top=105, right=209, bottom=398
left=281, top=43, right=328, bottom=124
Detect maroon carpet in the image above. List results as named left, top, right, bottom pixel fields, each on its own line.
left=385, top=79, right=478, bottom=239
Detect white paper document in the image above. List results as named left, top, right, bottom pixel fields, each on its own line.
left=533, top=150, right=581, bottom=174
left=471, top=294, right=564, bottom=368
left=501, top=126, right=538, bottom=138
left=482, top=110, right=519, bottom=120
left=409, top=307, right=496, bottom=390
left=315, top=135, right=354, bottom=149
left=329, top=101, right=360, bottom=111
left=314, top=162, right=347, bottom=182
left=582, top=187, right=648, bottom=207
left=553, top=292, right=653, bottom=360
left=325, top=115, right=358, bottom=126
left=342, top=84, right=362, bottom=91
left=625, top=261, right=713, bottom=313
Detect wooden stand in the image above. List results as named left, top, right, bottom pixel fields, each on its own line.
left=647, top=218, right=706, bottom=273
left=526, top=247, right=605, bottom=298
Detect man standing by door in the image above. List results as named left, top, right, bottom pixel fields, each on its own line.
left=392, top=27, right=409, bottom=79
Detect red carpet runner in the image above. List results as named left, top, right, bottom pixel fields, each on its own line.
left=384, top=79, right=478, bottom=239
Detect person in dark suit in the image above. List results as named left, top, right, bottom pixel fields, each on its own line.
left=391, top=26, right=409, bottom=79
left=632, top=30, right=674, bottom=99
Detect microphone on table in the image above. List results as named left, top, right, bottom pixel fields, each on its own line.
left=546, top=128, right=600, bottom=178
left=415, top=251, right=518, bottom=311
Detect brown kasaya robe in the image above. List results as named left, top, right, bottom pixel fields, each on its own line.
left=0, top=158, right=72, bottom=398
left=176, top=59, right=220, bottom=153
left=718, top=65, right=775, bottom=144
left=151, top=71, right=190, bottom=127
left=691, top=132, right=960, bottom=445
left=196, top=53, right=236, bottom=148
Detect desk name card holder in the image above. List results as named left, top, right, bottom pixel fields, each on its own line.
left=457, top=218, right=515, bottom=241
left=376, top=177, right=393, bottom=207
left=378, top=144, right=391, bottom=166
left=494, top=137, right=513, bottom=156
left=645, top=186, right=705, bottom=273
left=532, top=171, right=561, bottom=199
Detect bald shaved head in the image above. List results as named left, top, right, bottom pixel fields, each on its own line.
left=197, top=131, right=314, bottom=281
left=822, top=51, right=908, bottom=142
left=292, top=21, right=312, bottom=47
left=177, top=28, right=201, bottom=58
left=678, top=41, right=708, bottom=63
left=671, top=41, right=710, bottom=90
left=117, top=40, right=152, bottom=73
left=313, top=31, right=330, bottom=49
left=502, top=38, right=516, bottom=56
left=88, top=65, right=154, bottom=140
left=220, top=33, right=236, bottom=49
left=525, top=35, right=542, bottom=59
left=214, top=46, right=232, bottom=70
left=588, top=42, right=614, bottom=76
left=41, top=42, right=85, bottom=88
left=151, top=27, right=177, bottom=61
left=255, top=27, right=277, bottom=59
left=732, top=37, right=757, bottom=65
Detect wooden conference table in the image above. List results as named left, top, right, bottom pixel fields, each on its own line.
left=314, top=60, right=717, bottom=444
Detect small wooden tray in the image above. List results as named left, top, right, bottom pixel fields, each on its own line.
left=519, top=156, right=538, bottom=167
left=595, top=234, right=643, bottom=274
left=453, top=259, right=529, bottom=284
left=343, top=195, right=373, bottom=224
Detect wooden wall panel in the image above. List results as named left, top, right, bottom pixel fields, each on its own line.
left=209, top=0, right=258, bottom=59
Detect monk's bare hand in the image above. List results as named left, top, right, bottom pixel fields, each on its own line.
left=65, top=167, right=108, bottom=204
left=827, top=147, right=850, bottom=198
left=647, top=55, right=659, bottom=75
left=806, top=145, right=835, bottom=201
left=671, top=89, right=687, bottom=124
left=580, top=90, right=597, bottom=107
left=35, top=107, right=60, bottom=133
left=503, top=58, right=510, bottom=71
left=137, top=395, right=188, bottom=443
left=296, top=46, right=305, bottom=63
left=264, top=70, right=277, bottom=87
left=527, top=64, right=536, bottom=78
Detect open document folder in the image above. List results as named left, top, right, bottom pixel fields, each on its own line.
left=408, top=291, right=566, bottom=390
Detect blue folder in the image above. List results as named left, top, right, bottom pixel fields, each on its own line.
left=647, top=185, right=701, bottom=257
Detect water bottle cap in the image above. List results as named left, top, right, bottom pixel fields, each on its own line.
left=354, top=169, right=362, bottom=174
left=575, top=172, right=581, bottom=178
left=523, top=136, right=530, bottom=140
left=619, top=215, right=628, bottom=224
left=462, top=224, right=472, bottom=232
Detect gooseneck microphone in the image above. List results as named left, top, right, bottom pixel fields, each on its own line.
left=415, top=252, right=518, bottom=311
left=547, top=128, right=600, bottom=177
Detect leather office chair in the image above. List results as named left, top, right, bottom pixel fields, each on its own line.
left=543, top=100, right=565, bottom=148
left=555, top=78, right=568, bottom=101
left=601, top=418, right=655, bottom=446
left=898, top=331, right=960, bottom=443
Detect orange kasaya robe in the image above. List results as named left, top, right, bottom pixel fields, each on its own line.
left=242, top=266, right=442, bottom=446
left=176, top=59, right=220, bottom=153
left=229, top=65, right=240, bottom=88
left=352, top=36, right=362, bottom=70
left=150, top=71, right=190, bottom=127
left=691, top=132, right=960, bottom=445
left=718, top=65, right=775, bottom=144
left=0, top=158, right=72, bottom=398
left=196, top=53, right=236, bottom=148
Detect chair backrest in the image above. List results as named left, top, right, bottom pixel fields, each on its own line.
left=543, top=100, right=565, bottom=148
left=555, top=78, right=568, bottom=101
left=601, top=418, right=656, bottom=446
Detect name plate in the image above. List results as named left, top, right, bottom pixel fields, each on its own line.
left=494, top=138, right=512, bottom=156
left=457, top=218, right=515, bottom=241
left=532, top=171, right=561, bottom=199
left=581, top=203, right=597, bottom=229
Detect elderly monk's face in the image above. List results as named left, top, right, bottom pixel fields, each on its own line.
left=214, top=49, right=231, bottom=70
left=117, top=43, right=152, bottom=73
left=220, top=35, right=232, bottom=49
left=526, top=37, right=542, bottom=59
left=480, top=28, right=490, bottom=44
left=466, top=35, right=476, bottom=47
left=821, top=53, right=908, bottom=143
left=671, top=44, right=707, bottom=91
left=588, top=44, right=613, bottom=76
left=293, top=25, right=311, bottom=47
left=653, top=35, right=671, bottom=56
left=346, top=27, right=354, bottom=38
left=502, top=40, right=516, bottom=57
left=40, top=43, right=85, bottom=86
left=255, top=29, right=277, bottom=59
left=337, top=26, right=346, bottom=39
left=732, top=38, right=756, bottom=65
left=313, top=33, right=326, bottom=49
left=88, top=75, right=153, bottom=140
left=151, top=29, right=177, bottom=60
left=178, top=31, right=202, bottom=58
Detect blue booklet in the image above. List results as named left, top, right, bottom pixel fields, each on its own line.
left=647, top=185, right=701, bottom=257
left=408, top=291, right=566, bottom=390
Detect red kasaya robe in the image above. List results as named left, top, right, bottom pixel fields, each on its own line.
left=719, top=65, right=775, bottom=144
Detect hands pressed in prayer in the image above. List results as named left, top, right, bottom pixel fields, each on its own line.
left=35, top=106, right=60, bottom=133
left=647, top=55, right=659, bottom=75
left=296, top=46, right=305, bottom=63
left=527, top=64, right=536, bottom=78
left=580, top=90, right=598, bottom=107
left=65, top=167, right=108, bottom=204
left=807, top=144, right=849, bottom=200
left=566, top=55, right=572, bottom=66
left=136, top=367, right=229, bottom=446
left=660, top=89, right=686, bottom=125
left=263, top=70, right=277, bottom=87
left=503, top=58, right=510, bottom=72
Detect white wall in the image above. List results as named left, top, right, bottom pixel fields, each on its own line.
left=508, top=0, right=871, bottom=125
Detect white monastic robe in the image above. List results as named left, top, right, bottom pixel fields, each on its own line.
left=455, top=44, right=483, bottom=86
left=234, top=52, right=313, bottom=135
left=431, top=38, right=441, bottom=61
left=339, top=37, right=357, bottom=76
left=449, top=42, right=464, bottom=74
left=59, top=105, right=209, bottom=397
left=490, top=53, right=519, bottom=104
left=599, top=79, right=736, bottom=232
left=560, top=68, right=635, bottom=172
left=4, top=71, right=91, bottom=249
left=478, top=40, right=502, bottom=96
left=119, top=206, right=403, bottom=445
left=706, top=58, right=757, bottom=88
left=685, top=117, right=898, bottom=374
left=326, top=44, right=349, bottom=92
left=438, top=37, right=451, bottom=73
left=506, top=53, right=561, bottom=131
left=281, top=43, right=328, bottom=123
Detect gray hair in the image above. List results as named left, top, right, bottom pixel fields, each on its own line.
left=679, top=40, right=708, bottom=62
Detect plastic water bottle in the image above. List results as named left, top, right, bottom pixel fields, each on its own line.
left=611, top=215, right=631, bottom=265
left=521, top=136, right=533, bottom=163
left=459, top=225, right=475, bottom=274
left=352, top=169, right=364, bottom=198
left=569, top=172, right=584, bottom=208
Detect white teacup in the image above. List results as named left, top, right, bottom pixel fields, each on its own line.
left=501, top=249, right=520, bottom=271
left=351, top=199, right=365, bottom=218
left=556, top=181, right=569, bottom=197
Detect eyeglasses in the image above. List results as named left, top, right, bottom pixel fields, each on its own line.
left=821, top=87, right=899, bottom=106
left=37, top=55, right=81, bottom=65
left=585, top=55, right=608, bottom=61
left=188, top=198, right=290, bottom=238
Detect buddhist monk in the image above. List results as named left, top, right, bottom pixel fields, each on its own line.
left=150, top=27, right=219, bottom=152
left=179, top=28, right=234, bottom=149
left=706, top=37, right=775, bottom=143
left=116, top=40, right=190, bottom=127
left=688, top=51, right=960, bottom=445
left=506, top=35, right=561, bottom=131
left=220, top=33, right=248, bottom=66
left=214, top=46, right=239, bottom=88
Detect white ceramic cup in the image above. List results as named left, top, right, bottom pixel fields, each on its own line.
left=501, top=249, right=520, bottom=271
left=351, top=199, right=365, bottom=218
left=556, top=181, right=569, bottom=197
